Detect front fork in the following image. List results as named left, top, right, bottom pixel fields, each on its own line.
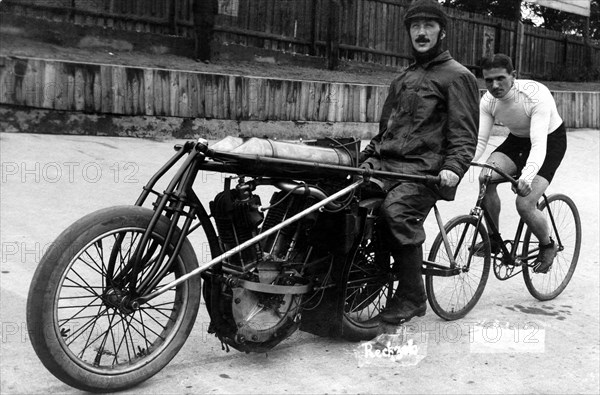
left=107, top=142, right=206, bottom=304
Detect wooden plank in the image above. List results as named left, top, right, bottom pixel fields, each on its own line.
left=168, top=70, right=178, bottom=117
left=111, top=66, right=124, bottom=114
left=160, top=69, right=171, bottom=116
left=219, top=75, right=227, bottom=119
left=179, top=71, right=190, bottom=118
left=228, top=75, right=237, bottom=119
left=258, top=78, right=267, bottom=120
left=299, top=81, right=309, bottom=121
left=52, top=62, right=68, bottom=110
left=309, top=81, right=318, bottom=121
left=317, top=82, right=326, bottom=121
left=0, top=58, right=14, bottom=105
left=359, top=85, right=367, bottom=123
left=33, top=59, right=45, bottom=108
left=188, top=71, right=199, bottom=117
left=21, top=59, right=35, bottom=107
left=143, top=69, right=154, bottom=116
left=197, top=73, right=207, bottom=118
left=74, top=66, right=85, bottom=111
left=201, top=74, right=210, bottom=118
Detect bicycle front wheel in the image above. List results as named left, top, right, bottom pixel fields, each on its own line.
left=522, top=194, right=581, bottom=301
left=26, top=206, right=201, bottom=392
left=426, top=215, right=491, bottom=321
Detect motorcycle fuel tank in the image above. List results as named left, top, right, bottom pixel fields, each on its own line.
left=210, top=136, right=354, bottom=166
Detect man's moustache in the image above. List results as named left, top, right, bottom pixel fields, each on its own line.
left=415, top=37, right=430, bottom=43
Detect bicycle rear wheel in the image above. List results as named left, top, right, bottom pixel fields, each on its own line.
left=425, top=215, right=491, bottom=321
left=522, top=194, right=581, bottom=300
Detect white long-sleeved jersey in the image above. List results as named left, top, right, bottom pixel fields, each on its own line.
left=474, top=80, right=563, bottom=182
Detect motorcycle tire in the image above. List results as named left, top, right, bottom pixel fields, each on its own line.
left=26, top=206, right=201, bottom=392
left=340, top=233, right=394, bottom=342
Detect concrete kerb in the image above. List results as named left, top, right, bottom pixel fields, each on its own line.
left=0, top=105, right=517, bottom=141
left=0, top=105, right=379, bottom=140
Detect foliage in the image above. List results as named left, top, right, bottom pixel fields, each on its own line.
left=544, top=64, right=600, bottom=82
left=441, top=0, right=521, bottom=20
left=443, top=0, right=599, bottom=41
left=530, top=0, right=600, bottom=41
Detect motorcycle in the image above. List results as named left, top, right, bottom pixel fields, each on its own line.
left=26, top=136, right=441, bottom=392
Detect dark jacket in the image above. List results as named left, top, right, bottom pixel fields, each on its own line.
left=361, top=51, right=479, bottom=199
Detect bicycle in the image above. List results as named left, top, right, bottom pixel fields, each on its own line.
left=424, top=161, right=581, bottom=321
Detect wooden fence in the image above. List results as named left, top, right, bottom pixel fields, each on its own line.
left=2, top=0, right=599, bottom=78
left=1, top=56, right=598, bottom=128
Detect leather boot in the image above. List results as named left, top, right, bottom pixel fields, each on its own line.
left=380, top=245, right=427, bottom=324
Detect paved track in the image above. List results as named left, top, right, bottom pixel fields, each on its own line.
left=1, top=131, right=598, bottom=394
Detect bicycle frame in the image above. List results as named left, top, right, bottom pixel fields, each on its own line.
left=470, top=162, right=563, bottom=278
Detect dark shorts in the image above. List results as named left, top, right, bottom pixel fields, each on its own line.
left=494, top=123, right=567, bottom=183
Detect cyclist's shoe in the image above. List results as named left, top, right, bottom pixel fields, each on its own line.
left=380, top=299, right=426, bottom=324
left=470, top=238, right=502, bottom=257
left=534, top=238, right=558, bottom=274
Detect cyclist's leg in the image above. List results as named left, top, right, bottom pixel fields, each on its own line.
left=515, top=175, right=551, bottom=244
left=479, top=151, right=518, bottom=236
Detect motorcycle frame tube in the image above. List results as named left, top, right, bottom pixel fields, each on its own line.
left=205, top=148, right=441, bottom=185
left=135, top=179, right=365, bottom=304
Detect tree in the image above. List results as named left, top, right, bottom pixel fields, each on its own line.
left=529, top=0, right=599, bottom=40
left=443, top=0, right=600, bottom=41
left=442, top=0, right=522, bottom=21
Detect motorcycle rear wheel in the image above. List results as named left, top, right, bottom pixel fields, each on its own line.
left=26, top=206, right=200, bottom=392
left=340, top=236, right=394, bottom=341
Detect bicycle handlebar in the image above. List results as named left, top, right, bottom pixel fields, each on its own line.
left=470, top=161, right=519, bottom=188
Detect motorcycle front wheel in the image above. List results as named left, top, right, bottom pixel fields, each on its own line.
left=26, top=206, right=201, bottom=392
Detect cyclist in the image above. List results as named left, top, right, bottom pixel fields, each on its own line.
left=473, top=53, right=567, bottom=273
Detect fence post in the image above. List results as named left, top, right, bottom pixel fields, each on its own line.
left=584, top=16, right=593, bottom=68
left=69, top=0, right=75, bottom=23
left=515, top=21, right=525, bottom=74
left=169, top=0, right=178, bottom=35
left=495, top=23, right=502, bottom=54
left=326, top=0, right=341, bottom=70
left=563, top=35, right=569, bottom=67
left=309, top=0, right=318, bottom=56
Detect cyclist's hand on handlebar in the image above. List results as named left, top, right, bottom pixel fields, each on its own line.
left=512, top=178, right=532, bottom=197
left=439, top=169, right=459, bottom=188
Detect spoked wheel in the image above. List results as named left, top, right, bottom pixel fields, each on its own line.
left=26, top=206, right=201, bottom=392
left=340, top=225, right=395, bottom=341
left=522, top=194, right=581, bottom=300
left=425, top=215, right=491, bottom=320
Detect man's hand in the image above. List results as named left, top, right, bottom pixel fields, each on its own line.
left=512, top=178, right=532, bottom=197
left=439, top=169, right=459, bottom=188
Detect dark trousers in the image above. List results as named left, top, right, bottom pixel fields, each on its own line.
left=381, top=182, right=437, bottom=304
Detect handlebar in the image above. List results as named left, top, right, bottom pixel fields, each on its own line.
left=470, top=161, right=519, bottom=188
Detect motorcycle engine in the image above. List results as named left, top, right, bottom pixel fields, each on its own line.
left=208, top=181, right=311, bottom=352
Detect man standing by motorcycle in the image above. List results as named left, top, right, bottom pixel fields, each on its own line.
left=359, top=0, right=479, bottom=324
